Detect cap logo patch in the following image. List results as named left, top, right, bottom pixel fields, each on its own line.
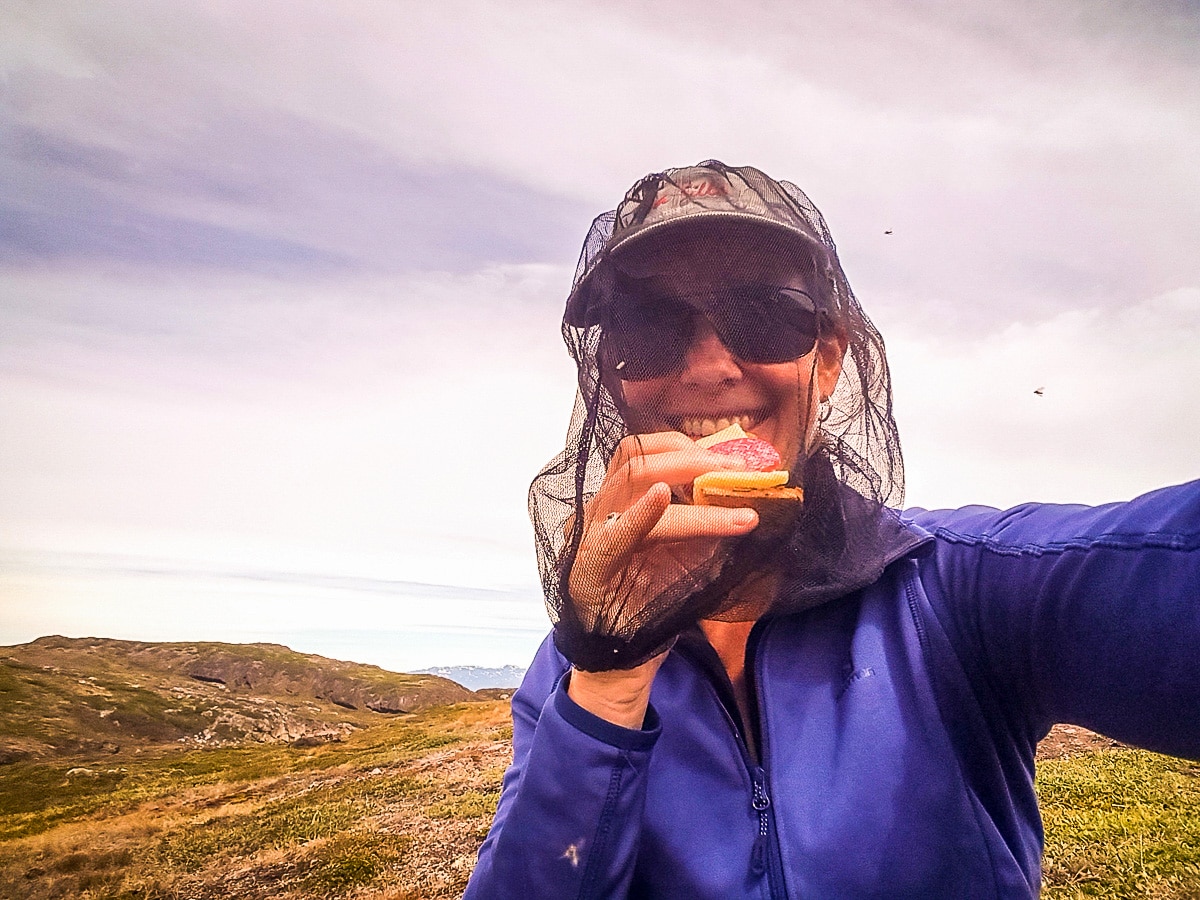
left=652, top=177, right=728, bottom=207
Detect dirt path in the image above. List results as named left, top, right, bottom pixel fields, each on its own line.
left=1036, top=723, right=1124, bottom=760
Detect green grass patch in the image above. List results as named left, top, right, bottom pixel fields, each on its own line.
left=0, top=663, right=27, bottom=698
left=1038, top=748, right=1200, bottom=899
left=156, top=792, right=365, bottom=872
left=0, top=763, right=134, bottom=839
left=301, top=832, right=413, bottom=896
left=0, top=739, right=363, bottom=841
left=427, top=789, right=499, bottom=821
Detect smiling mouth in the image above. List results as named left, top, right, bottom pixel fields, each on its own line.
left=678, top=413, right=760, bottom=438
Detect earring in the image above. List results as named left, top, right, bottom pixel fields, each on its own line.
left=818, top=396, right=833, bottom=423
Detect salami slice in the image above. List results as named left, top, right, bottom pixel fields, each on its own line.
left=707, top=438, right=782, bottom=472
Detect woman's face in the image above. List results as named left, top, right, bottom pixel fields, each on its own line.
left=610, top=230, right=844, bottom=470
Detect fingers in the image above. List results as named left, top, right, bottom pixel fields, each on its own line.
left=570, top=431, right=760, bottom=608
left=588, top=484, right=756, bottom=568
left=622, top=447, right=739, bottom=492
left=580, top=483, right=756, bottom=587
left=609, top=481, right=673, bottom=548
left=609, top=432, right=695, bottom=470
left=644, top=501, right=758, bottom=543
left=580, top=482, right=671, bottom=586
left=584, top=429, right=759, bottom=543
left=611, top=433, right=746, bottom=480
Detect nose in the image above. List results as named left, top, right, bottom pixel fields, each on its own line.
left=680, top=317, right=742, bottom=385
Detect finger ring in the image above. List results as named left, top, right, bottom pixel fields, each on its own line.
left=604, top=512, right=621, bottom=524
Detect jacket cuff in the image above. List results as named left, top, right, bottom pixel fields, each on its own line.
left=554, top=673, right=661, bottom=752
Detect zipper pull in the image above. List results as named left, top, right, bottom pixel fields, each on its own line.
left=750, top=768, right=771, bottom=877
left=752, top=778, right=772, bottom=814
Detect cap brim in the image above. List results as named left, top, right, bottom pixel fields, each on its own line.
left=564, top=213, right=829, bottom=328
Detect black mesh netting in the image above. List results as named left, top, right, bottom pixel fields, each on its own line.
left=529, top=160, right=913, bottom=672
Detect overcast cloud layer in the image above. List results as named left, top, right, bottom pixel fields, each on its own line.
left=2, top=0, right=1198, bottom=669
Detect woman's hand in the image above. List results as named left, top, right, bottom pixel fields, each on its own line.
left=565, top=432, right=759, bottom=725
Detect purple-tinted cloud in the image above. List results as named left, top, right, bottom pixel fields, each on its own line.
left=2, top=107, right=589, bottom=273
left=0, top=200, right=351, bottom=272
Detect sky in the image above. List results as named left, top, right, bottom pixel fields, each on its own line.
left=2, top=0, right=1198, bottom=672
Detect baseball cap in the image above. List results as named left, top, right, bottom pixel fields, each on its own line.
left=564, top=161, right=834, bottom=327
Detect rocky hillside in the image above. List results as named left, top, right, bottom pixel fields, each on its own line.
left=0, top=636, right=474, bottom=761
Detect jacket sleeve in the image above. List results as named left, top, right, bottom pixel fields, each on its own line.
left=463, top=634, right=662, bottom=899
left=909, top=478, right=1200, bottom=760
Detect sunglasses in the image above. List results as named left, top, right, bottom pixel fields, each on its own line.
left=601, top=284, right=825, bottom=381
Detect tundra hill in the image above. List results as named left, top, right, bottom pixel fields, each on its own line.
left=0, top=636, right=473, bottom=761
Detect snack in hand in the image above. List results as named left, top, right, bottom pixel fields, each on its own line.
left=705, top=437, right=783, bottom=472
left=693, top=423, right=804, bottom=513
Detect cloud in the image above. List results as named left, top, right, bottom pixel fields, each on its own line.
left=0, top=548, right=549, bottom=668
left=0, top=262, right=575, bottom=388
left=1, top=114, right=588, bottom=272
left=6, top=0, right=1198, bottom=331
left=888, top=286, right=1200, bottom=509
left=0, top=264, right=579, bottom=588
left=3, top=1, right=592, bottom=272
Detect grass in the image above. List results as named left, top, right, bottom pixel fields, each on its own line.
left=303, top=832, right=415, bottom=895
left=154, top=791, right=368, bottom=871
left=0, top=700, right=514, bottom=842
left=0, top=699, right=511, bottom=899
left=1038, top=749, right=1200, bottom=899
left=2, top=699, right=1197, bottom=898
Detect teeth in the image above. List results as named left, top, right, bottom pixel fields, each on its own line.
left=681, top=414, right=757, bottom=437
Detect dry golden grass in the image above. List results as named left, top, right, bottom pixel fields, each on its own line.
left=3, top=705, right=1199, bottom=899
left=0, top=700, right=512, bottom=900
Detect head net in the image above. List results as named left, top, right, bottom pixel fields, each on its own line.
left=530, top=160, right=908, bottom=671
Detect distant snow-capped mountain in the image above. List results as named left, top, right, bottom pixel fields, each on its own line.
left=414, top=664, right=527, bottom=690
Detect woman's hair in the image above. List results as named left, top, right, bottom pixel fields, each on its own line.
left=530, top=161, right=910, bottom=671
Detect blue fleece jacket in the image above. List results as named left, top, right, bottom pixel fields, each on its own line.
left=464, top=480, right=1200, bottom=899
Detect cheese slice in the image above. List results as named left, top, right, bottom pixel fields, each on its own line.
left=694, top=470, right=789, bottom=496
left=694, top=422, right=750, bottom=449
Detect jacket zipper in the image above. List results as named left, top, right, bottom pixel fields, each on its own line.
left=750, top=767, right=772, bottom=876
left=679, top=624, right=788, bottom=897
left=746, top=618, right=789, bottom=898
left=724, top=705, right=783, bottom=896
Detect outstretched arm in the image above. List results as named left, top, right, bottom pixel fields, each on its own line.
left=912, top=478, right=1200, bottom=759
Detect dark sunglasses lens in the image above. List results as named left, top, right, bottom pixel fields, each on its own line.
left=605, top=300, right=693, bottom=380
left=604, top=286, right=820, bottom=378
left=716, top=287, right=820, bottom=363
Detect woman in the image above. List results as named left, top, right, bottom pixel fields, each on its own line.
left=464, top=161, right=1200, bottom=898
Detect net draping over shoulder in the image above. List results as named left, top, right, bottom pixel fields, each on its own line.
left=529, top=160, right=915, bottom=672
